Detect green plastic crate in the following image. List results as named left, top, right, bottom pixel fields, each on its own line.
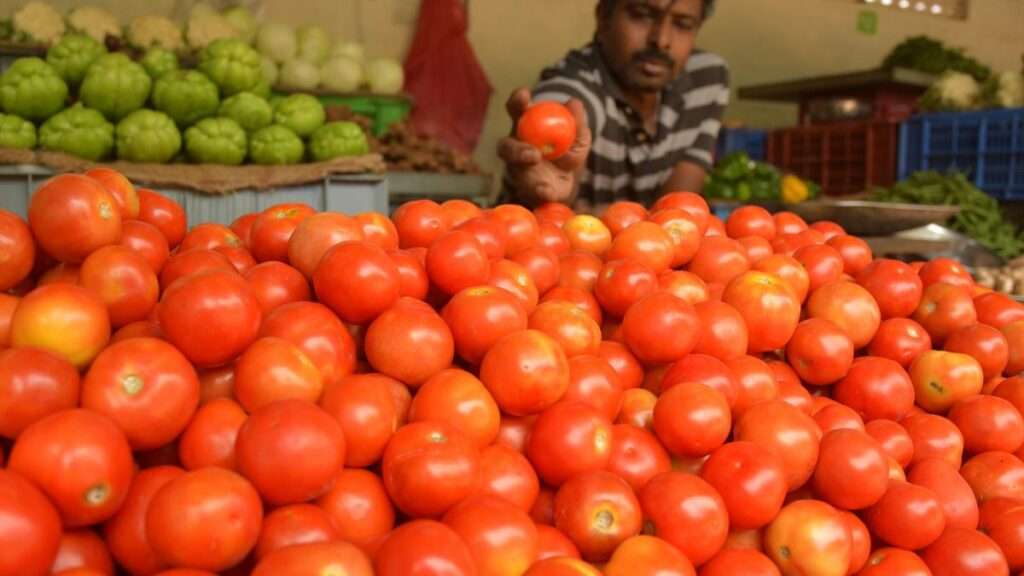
left=274, top=90, right=412, bottom=137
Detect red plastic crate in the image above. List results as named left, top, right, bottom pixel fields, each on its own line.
left=766, top=121, right=900, bottom=196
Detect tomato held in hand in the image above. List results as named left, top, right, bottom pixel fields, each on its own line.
left=517, top=101, right=577, bottom=160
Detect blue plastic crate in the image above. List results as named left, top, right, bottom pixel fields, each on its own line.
left=899, top=108, right=1024, bottom=200
left=717, top=128, right=767, bottom=162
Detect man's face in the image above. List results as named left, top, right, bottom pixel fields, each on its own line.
left=597, top=0, right=702, bottom=93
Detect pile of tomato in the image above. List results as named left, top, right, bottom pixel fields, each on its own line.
left=3, top=167, right=1024, bottom=576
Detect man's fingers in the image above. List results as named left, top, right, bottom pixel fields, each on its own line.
left=557, top=99, right=593, bottom=171
left=497, top=137, right=542, bottom=165
left=505, top=88, right=531, bottom=120
left=566, top=99, right=590, bottom=131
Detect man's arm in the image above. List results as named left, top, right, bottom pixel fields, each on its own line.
left=661, top=160, right=708, bottom=195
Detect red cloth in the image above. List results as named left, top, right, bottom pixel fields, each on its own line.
left=402, top=0, right=493, bottom=153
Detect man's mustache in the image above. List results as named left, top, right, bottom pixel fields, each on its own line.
left=631, top=49, right=674, bottom=67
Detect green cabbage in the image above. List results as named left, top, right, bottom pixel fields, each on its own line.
left=273, top=93, right=325, bottom=138
left=198, top=38, right=262, bottom=97
left=45, top=33, right=106, bottom=88
left=185, top=117, right=247, bottom=165
left=249, top=124, right=304, bottom=165
left=39, top=103, right=114, bottom=161
left=309, top=121, right=368, bottom=161
left=152, top=70, right=220, bottom=128
left=218, top=91, right=273, bottom=132
left=79, top=53, right=152, bottom=122
left=0, top=113, right=37, bottom=149
left=0, top=57, right=68, bottom=122
left=116, top=109, right=181, bottom=163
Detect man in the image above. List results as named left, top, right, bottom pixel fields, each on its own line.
left=499, top=0, right=729, bottom=212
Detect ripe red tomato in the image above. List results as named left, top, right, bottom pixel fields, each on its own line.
left=722, top=271, right=800, bottom=354
left=599, top=340, right=644, bottom=391
left=253, top=503, right=339, bottom=561
left=0, top=468, right=62, bottom=576
left=158, top=248, right=234, bottom=289
left=623, top=292, right=699, bottom=364
left=438, top=199, right=482, bottom=230
left=607, top=221, right=675, bottom=273
left=81, top=337, right=199, bottom=450
left=772, top=211, right=807, bottom=235
left=950, top=394, right=1024, bottom=454
left=243, top=261, right=311, bottom=316
left=50, top=529, right=114, bottom=575
left=826, top=234, right=872, bottom=276
left=458, top=216, right=509, bottom=261
left=753, top=254, right=810, bottom=303
left=735, top=400, right=822, bottom=490
left=738, top=235, right=773, bottom=265
left=382, top=421, right=480, bottom=518
left=1005, top=320, right=1024, bottom=374
left=353, top=211, right=399, bottom=252
left=700, top=548, right=778, bottom=576
left=29, top=174, right=122, bottom=263
left=530, top=301, right=601, bottom=358
left=594, top=259, right=658, bottom=319
left=426, top=230, right=491, bottom=296
left=375, top=520, right=476, bottom=576
left=145, top=468, right=262, bottom=572
left=489, top=258, right=540, bottom=313
left=285, top=212, right=364, bottom=278
left=214, top=245, right=255, bottom=274
left=984, top=505, right=1024, bottom=570
left=388, top=249, right=430, bottom=300
left=690, top=300, right=748, bottom=361
left=795, top=244, right=845, bottom=293
left=786, top=318, right=854, bottom=386
left=907, top=458, right=979, bottom=531
left=558, top=250, right=603, bottom=292
left=179, top=223, right=243, bottom=253
left=553, top=471, right=641, bottom=562
left=806, top=280, right=881, bottom=349
left=976, top=292, right=1024, bottom=329
left=727, top=355, right=778, bottom=417
left=913, top=282, right=977, bottom=345
left=535, top=524, right=580, bottom=561
left=865, top=419, right=914, bottom=467
left=120, top=219, right=169, bottom=274
left=726, top=205, right=776, bottom=240
left=653, top=382, right=730, bottom=458
left=538, top=221, right=570, bottom=256
left=410, top=368, right=499, bottom=449
left=248, top=203, right=316, bottom=263
left=0, top=209, right=34, bottom=291
left=364, top=298, right=454, bottom=387
left=534, top=201, right=575, bottom=226
left=178, top=398, right=246, bottom=470
left=856, top=259, right=923, bottom=319
left=474, top=444, right=540, bottom=511
left=252, top=541, right=371, bottom=576
left=513, top=246, right=561, bottom=295
left=260, top=301, right=357, bottom=389
left=858, top=548, right=931, bottom=576
left=919, top=257, right=974, bottom=289
left=527, top=402, right=612, bottom=487
left=945, top=323, right=1009, bottom=380
left=442, top=286, right=528, bottom=365
left=657, top=270, right=709, bottom=305
left=392, top=199, right=448, bottom=249
left=769, top=360, right=813, bottom=415
left=0, top=347, right=79, bottom=439
left=868, top=317, right=932, bottom=368
left=235, top=399, right=345, bottom=505
left=9, top=409, right=133, bottom=526
left=316, top=469, right=395, bottom=553
left=313, top=241, right=400, bottom=325
left=814, top=402, right=866, bottom=434
left=444, top=496, right=538, bottom=574
left=319, top=373, right=398, bottom=467
left=563, top=354, right=623, bottom=421
left=0, top=292, right=17, bottom=346
left=137, top=189, right=186, bottom=248
left=902, top=412, right=965, bottom=468
left=235, top=336, right=323, bottom=411
left=812, top=429, right=889, bottom=510
left=688, top=236, right=750, bottom=286
left=524, top=557, right=602, bottom=575
left=640, top=471, right=729, bottom=566
left=229, top=213, right=258, bottom=247
left=960, top=451, right=1024, bottom=502
left=922, top=527, right=1009, bottom=576
left=600, top=201, right=647, bottom=236
left=10, top=284, right=110, bottom=368
left=765, top=500, right=850, bottom=576
left=606, top=424, right=670, bottom=492
left=833, top=356, right=915, bottom=421
left=517, top=101, right=576, bottom=160
left=650, top=208, right=702, bottom=268
left=910, top=350, right=984, bottom=413
left=102, top=466, right=183, bottom=576
left=158, top=269, right=261, bottom=368
left=85, top=167, right=138, bottom=219
left=617, top=388, right=657, bottom=430
left=866, top=480, right=946, bottom=549
left=481, top=329, right=568, bottom=416
left=490, top=204, right=540, bottom=256
left=563, top=214, right=613, bottom=256
left=654, top=192, right=709, bottom=230
left=700, top=441, right=787, bottom=530
left=605, top=535, right=695, bottom=576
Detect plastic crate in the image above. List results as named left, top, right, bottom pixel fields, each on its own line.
left=899, top=108, right=1024, bottom=200
left=766, top=120, right=899, bottom=196
left=716, top=128, right=767, bottom=161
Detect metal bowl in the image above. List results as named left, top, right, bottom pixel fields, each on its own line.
left=786, top=199, right=961, bottom=237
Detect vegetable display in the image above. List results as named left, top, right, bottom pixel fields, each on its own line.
left=0, top=169, right=1023, bottom=574
left=703, top=152, right=819, bottom=203
left=0, top=57, right=67, bottom=122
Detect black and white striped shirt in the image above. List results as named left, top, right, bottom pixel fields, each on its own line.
left=526, top=43, right=730, bottom=208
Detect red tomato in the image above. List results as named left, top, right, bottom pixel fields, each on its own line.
left=657, top=270, right=709, bottom=305
left=995, top=376, right=1024, bottom=419
left=120, top=220, right=169, bottom=274
left=253, top=504, right=339, bottom=561
left=690, top=300, right=748, bottom=361
left=0, top=210, right=35, bottom=291
left=81, top=337, right=199, bottom=450
left=599, top=340, right=644, bottom=391
left=387, top=249, right=430, bottom=300
left=594, top=259, right=658, bottom=319
left=769, top=360, right=813, bottom=415
left=530, top=301, right=601, bottom=358
left=443, top=496, right=538, bottom=574
left=858, top=548, right=931, bottom=576
left=355, top=211, right=399, bottom=252
left=918, top=257, right=974, bottom=289
left=145, top=468, right=262, bottom=572
left=814, top=402, right=866, bottom=434
left=806, top=280, right=881, bottom=349
left=458, top=216, right=509, bottom=261
left=726, top=355, right=778, bottom=417
left=248, top=203, right=316, bottom=263
left=553, top=471, right=641, bottom=562
left=313, top=241, right=400, bottom=325
left=856, top=259, right=923, bottom=319
left=85, top=167, right=138, bottom=219
left=812, top=429, right=889, bottom=510
left=1005, top=320, right=1024, bottom=374
left=243, top=261, right=310, bottom=316
left=700, top=441, right=787, bottom=530
left=0, top=347, right=79, bottom=439
left=375, top=520, right=476, bottom=576
left=825, top=234, right=872, bottom=276
left=439, top=199, right=482, bottom=229
left=735, top=400, right=822, bottom=490
left=866, top=419, right=914, bottom=467
left=738, top=235, right=773, bottom=265
left=382, top=421, right=480, bottom=518
left=617, top=388, right=657, bottom=430
left=922, top=527, right=1008, bottom=576
left=517, top=101, right=576, bottom=159
left=443, top=286, right=528, bottom=365
left=913, top=282, right=977, bottom=345
left=29, top=174, right=121, bottom=263
left=481, top=329, right=568, bottom=416
left=9, top=409, right=133, bottom=526
left=0, top=292, right=17, bottom=347
left=795, top=244, right=845, bottom=293
left=947, top=323, right=1013, bottom=380
left=604, top=534, right=694, bottom=575
left=537, top=221, right=570, bottom=255
left=10, top=284, right=110, bottom=368
left=474, top=444, right=540, bottom=511
left=562, top=354, right=623, bottom=421
left=489, top=258, right=540, bottom=313
left=773, top=211, right=808, bottom=235
left=910, top=350, right=984, bottom=414
left=524, top=557, right=602, bottom=575
left=841, top=511, right=871, bottom=574
left=317, top=373, right=397, bottom=467
left=976, top=292, right=1024, bottom=329
left=490, top=204, right=540, bottom=256
left=606, top=221, right=674, bottom=273
left=137, top=189, right=185, bottom=248
left=513, top=246, right=561, bottom=295
left=907, top=458, right=979, bottom=531
left=600, top=201, right=647, bottom=236
left=558, top=250, right=603, bottom=292
left=158, top=269, right=261, bottom=368
left=260, top=301, right=357, bottom=389
left=392, top=199, right=448, bottom=249
left=534, top=202, right=575, bottom=226
left=410, top=368, right=499, bottom=449
left=865, top=480, right=946, bottom=549
left=650, top=208, right=702, bottom=268
left=80, top=245, right=158, bottom=327
left=235, top=336, right=322, bottom=410
left=178, top=398, right=246, bottom=470
left=903, top=412, right=965, bottom=468
left=534, top=524, right=580, bottom=561
left=214, top=245, right=255, bottom=274
left=426, top=230, right=491, bottom=296
left=102, top=466, right=183, bottom=576
left=722, top=271, right=800, bottom=354
left=786, top=318, right=854, bottom=386
left=0, top=468, right=62, bottom=576
left=235, top=399, right=345, bottom=505
left=985, top=505, right=1024, bottom=571
left=960, top=451, right=1024, bottom=502
left=527, top=402, right=612, bottom=487
left=808, top=220, right=845, bottom=240
left=950, top=394, right=1024, bottom=454
left=622, top=292, right=699, bottom=365
left=654, top=382, right=730, bottom=458
left=158, top=248, right=234, bottom=289
left=765, top=500, right=850, bottom=576
left=606, top=424, right=671, bottom=492
left=364, top=298, right=454, bottom=387
left=50, top=529, right=114, bottom=575
left=700, top=548, right=779, bottom=576
left=753, top=253, right=810, bottom=304
left=252, top=541, right=371, bottom=576
left=316, top=469, right=394, bottom=553
left=833, top=356, right=915, bottom=421
left=688, top=236, right=750, bottom=286
left=286, top=212, right=364, bottom=279
left=230, top=212, right=258, bottom=247
left=726, top=205, right=776, bottom=240
left=654, top=192, right=710, bottom=232
left=640, top=471, right=729, bottom=566
left=868, top=317, right=932, bottom=368
left=179, top=223, right=242, bottom=253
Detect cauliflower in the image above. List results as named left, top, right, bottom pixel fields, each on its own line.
left=279, top=59, right=320, bottom=91
left=990, top=71, right=1024, bottom=109
left=365, top=58, right=404, bottom=95
left=257, top=22, right=296, bottom=63
left=320, top=56, right=363, bottom=93
left=920, top=71, right=981, bottom=112
left=13, top=2, right=65, bottom=46
left=296, top=25, right=330, bottom=63
left=186, top=10, right=238, bottom=51
left=127, top=15, right=184, bottom=52
left=222, top=6, right=257, bottom=44
left=67, top=6, right=121, bottom=45
left=331, top=42, right=365, bottom=63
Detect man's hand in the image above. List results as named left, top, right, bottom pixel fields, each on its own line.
left=497, top=88, right=592, bottom=206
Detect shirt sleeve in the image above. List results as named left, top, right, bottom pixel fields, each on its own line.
left=680, top=61, right=731, bottom=172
